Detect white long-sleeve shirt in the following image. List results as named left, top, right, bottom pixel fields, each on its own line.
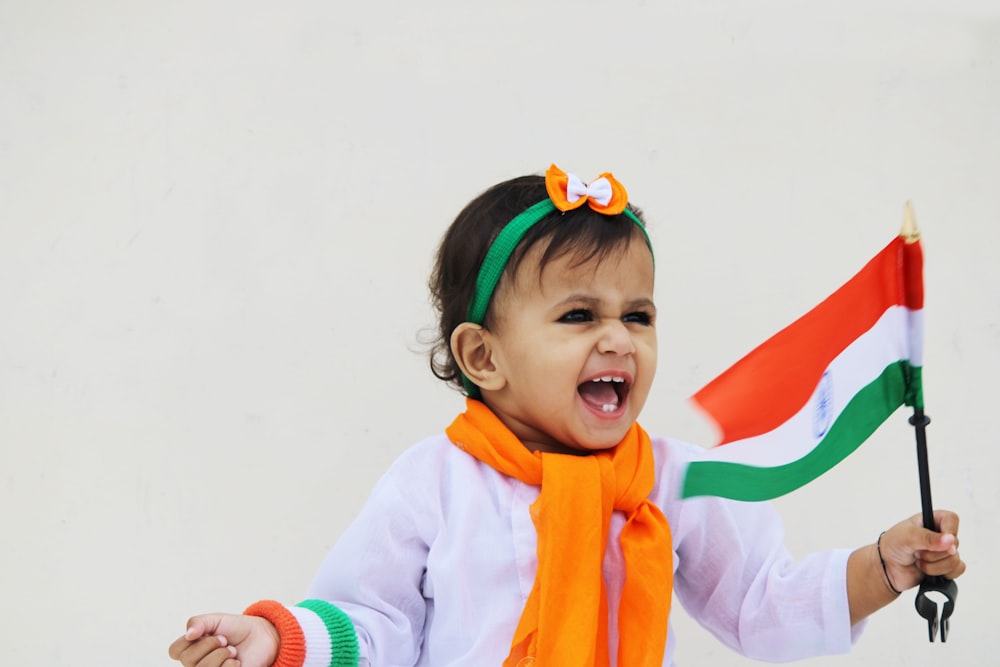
left=303, top=433, right=863, bottom=666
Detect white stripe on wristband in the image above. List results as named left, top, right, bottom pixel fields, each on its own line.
left=287, top=606, right=335, bottom=667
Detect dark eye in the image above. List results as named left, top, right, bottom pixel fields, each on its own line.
left=559, top=309, right=593, bottom=323
left=623, top=311, right=653, bottom=325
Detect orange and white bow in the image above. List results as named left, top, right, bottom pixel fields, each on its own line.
left=545, top=164, right=629, bottom=216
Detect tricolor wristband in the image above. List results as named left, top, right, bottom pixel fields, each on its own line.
left=296, top=599, right=360, bottom=667
left=244, top=599, right=360, bottom=667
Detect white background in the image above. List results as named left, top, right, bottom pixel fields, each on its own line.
left=1, top=1, right=997, bottom=664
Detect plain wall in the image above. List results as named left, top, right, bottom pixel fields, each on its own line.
left=1, top=1, right=997, bottom=664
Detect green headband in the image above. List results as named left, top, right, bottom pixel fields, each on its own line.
left=461, top=197, right=652, bottom=397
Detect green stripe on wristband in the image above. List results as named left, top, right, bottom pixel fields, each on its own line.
left=295, top=599, right=360, bottom=667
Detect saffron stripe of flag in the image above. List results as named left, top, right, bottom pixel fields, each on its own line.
left=681, top=235, right=924, bottom=501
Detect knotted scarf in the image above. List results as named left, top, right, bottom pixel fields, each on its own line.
left=445, top=399, right=673, bottom=666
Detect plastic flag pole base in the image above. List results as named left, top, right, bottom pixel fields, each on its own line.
left=914, top=575, right=958, bottom=641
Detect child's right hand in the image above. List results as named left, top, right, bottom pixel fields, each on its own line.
left=168, top=613, right=279, bottom=667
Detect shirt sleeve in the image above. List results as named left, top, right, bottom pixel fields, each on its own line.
left=304, top=450, right=433, bottom=666
left=662, top=440, right=862, bottom=661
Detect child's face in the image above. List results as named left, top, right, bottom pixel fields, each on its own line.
left=483, top=235, right=657, bottom=455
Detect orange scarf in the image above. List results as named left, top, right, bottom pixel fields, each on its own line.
left=445, top=399, right=673, bottom=666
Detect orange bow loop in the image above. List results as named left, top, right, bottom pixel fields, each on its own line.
left=545, top=164, right=629, bottom=216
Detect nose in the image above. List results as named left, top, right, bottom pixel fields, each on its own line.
left=597, top=319, right=636, bottom=355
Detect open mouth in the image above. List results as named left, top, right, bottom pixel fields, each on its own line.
left=578, top=375, right=631, bottom=414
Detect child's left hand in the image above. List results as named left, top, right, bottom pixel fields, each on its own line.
left=878, top=509, right=965, bottom=592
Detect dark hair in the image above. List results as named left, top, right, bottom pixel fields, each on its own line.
left=427, top=174, right=649, bottom=393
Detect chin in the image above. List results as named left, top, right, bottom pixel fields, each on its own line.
left=573, top=425, right=634, bottom=452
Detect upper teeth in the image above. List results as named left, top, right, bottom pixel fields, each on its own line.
left=593, top=376, right=625, bottom=383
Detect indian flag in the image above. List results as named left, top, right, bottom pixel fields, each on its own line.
left=681, top=222, right=925, bottom=501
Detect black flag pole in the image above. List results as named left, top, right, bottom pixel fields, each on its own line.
left=903, top=203, right=957, bottom=642
left=910, top=408, right=957, bottom=641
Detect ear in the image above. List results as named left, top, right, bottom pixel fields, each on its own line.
left=451, top=322, right=506, bottom=393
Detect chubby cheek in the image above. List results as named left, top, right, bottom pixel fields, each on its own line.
left=640, top=330, right=658, bottom=360
left=632, top=340, right=658, bottom=402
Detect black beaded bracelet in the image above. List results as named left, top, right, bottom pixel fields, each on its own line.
left=877, top=531, right=903, bottom=595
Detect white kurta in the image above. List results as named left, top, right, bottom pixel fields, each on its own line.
left=305, top=434, right=863, bottom=666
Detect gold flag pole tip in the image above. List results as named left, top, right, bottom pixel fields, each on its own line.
left=901, top=201, right=921, bottom=243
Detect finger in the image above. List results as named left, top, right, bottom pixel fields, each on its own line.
left=901, top=524, right=956, bottom=555
left=184, top=614, right=230, bottom=641
left=919, top=555, right=967, bottom=579
left=916, top=550, right=953, bottom=568
left=168, top=636, right=192, bottom=660
left=926, top=531, right=958, bottom=554
left=190, top=645, right=238, bottom=667
left=934, top=509, right=960, bottom=537
left=175, top=636, right=231, bottom=667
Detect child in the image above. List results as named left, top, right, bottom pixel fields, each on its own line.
left=169, top=165, right=964, bottom=667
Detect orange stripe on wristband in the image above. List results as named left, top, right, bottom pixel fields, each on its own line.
left=244, top=600, right=307, bottom=667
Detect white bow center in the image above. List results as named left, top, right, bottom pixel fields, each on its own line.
left=566, top=173, right=613, bottom=206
